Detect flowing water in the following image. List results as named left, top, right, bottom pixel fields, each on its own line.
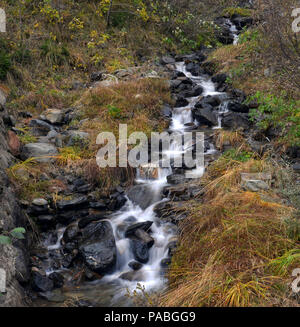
left=42, top=59, right=231, bottom=307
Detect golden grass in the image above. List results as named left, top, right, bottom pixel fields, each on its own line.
left=161, top=156, right=300, bottom=307
left=214, top=130, right=245, bottom=151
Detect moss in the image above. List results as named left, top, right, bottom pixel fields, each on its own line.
left=222, top=7, right=253, bottom=17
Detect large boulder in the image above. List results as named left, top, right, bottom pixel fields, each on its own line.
left=228, top=101, right=249, bottom=113
left=79, top=221, right=116, bottom=274
left=222, top=112, right=250, bottom=130
left=131, top=239, right=149, bottom=264
left=192, top=107, right=218, bottom=126
left=21, top=143, right=58, bottom=163
left=127, top=184, right=161, bottom=210
left=31, top=272, right=54, bottom=293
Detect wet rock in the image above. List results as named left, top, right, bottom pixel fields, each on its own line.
left=79, top=221, right=117, bottom=274
left=38, top=289, right=66, bottom=303
left=119, top=270, right=146, bottom=281
left=228, top=101, right=249, bottom=113
left=171, top=70, right=186, bottom=79
left=222, top=112, right=250, bottom=130
left=125, top=221, right=153, bottom=238
left=161, top=56, right=176, bottom=65
left=124, top=216, right=137, bottom=224
left=134, top=229, right=154, bottom=248
left=196, top=95, right=221, bottom=108
left=78, top=213, right=107, bottom=229
left=89, top=200, right=107, bottom=209
left=166, top=237, right=178, bottom=257
left=243, top=180, right=269, bottom=192
left=131, top=239, right=149, bottom=264
left=29, top=119, right=55, bottom=136
left=181, top=85, right=203, bottom=98
left=41, top=109, right=64, bottom=124
left=63, top=223, right=80, bottom=243
left=57, top=196, right=89, bottom=211
left=192, top=107, right=218, bottom=126
left=185, top=62, right=204, bottom=76
left=211, top=73, right=227, bottom=87
left=167, top=174, right=186, bottom=185
left=127, top=184, right=160, bottom=210
left=62, top=254, right=74, bottom=268
left=109, top=193, right=127, bottom=210
left=128, top=261, right=143, bottom=271
left=160, top=258, right=171, bottom=269
left=232, top=16, right=253, bottom=30
left=31, top=272, right=54, bottom=293
left=174, top=96, right=189, bottom=108
left=56, top=209, right=89, bottom=225
left=36, top=215, right=56, bottom=231
left=161, top=104, right=172, bottom=118
left=48, top=272, right=64, bottom=288
left=21, top=143, right=58, bottom=163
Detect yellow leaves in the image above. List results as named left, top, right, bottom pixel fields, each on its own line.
left=68, top=17, right=84, bottom=31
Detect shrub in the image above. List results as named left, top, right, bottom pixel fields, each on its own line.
left=0, top=50, right=11, bottom=80
left=247, top=91, right=300, bottom=146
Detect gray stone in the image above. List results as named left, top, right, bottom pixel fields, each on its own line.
left=41, top=109, right=64, bottom=124
left=79, top=221, right=117, bottom=274
left=65, top=130, right=89, bottom=146
left=21, top=143, right=58, bottom=163
left=32, top=198, right=48, bottom=206
left=244, top=180, right=269, bottom=192
left=29, top=119, right=54, bottom=136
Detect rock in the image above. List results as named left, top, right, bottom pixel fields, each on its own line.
left=31, top=272, right=54, bottom=293
left=192, top=107, right=218, bottom=126
left=65, top=130, right=89, bottom=146
left=78, top=213, right=107, bottom=229
left=167, top=174, right=186, bottom=185
left=196, top=95, right=221, bottom=108
left=185, top=62, right=203, bottom=76
left=21, top=143, right=58, bottom=163
left=48, top=272, right=64, bottom=288
left=216, top=27, right=234, bottom=44
left=36, top=215, right=56, bottom=231
left=161, top=56, right=176, bottom=65
left=38, top=289, right=66, bottom=303
left=232, top=16, right=253, bottom=30
left=182, top=85, right=203, bottom=98
left=57, top=196, right=89, bottom=211
left=29, top=119, right=55, bottom=136
left=90, top=71, right=103, bottom=82
left=41, top=109, right=64, bottom=124
left=56, top=209, right=89, bottom=225
left=243, top=180, right=269, bottom=192
left=154, top=201, right=188, bottom=224
left=7, top=130, right=20, bottom=156
left=32, top=198, right=48, bottom=206
left=292, top=163, right=300, bottom=173
left=63, top=223, right=80, bottom=243
left=166, top=237, right=178, bottom=257
left=128, top=261, right=143, bottom=271
left=125, top=221, right=153, bottom=238
left=79, top=221, right=116, bottom=274
left=15, top=247, right=30, bottom=284
left=134, top=229, right=154, bottom=248
left=109, top=193, right=127, bottom=210
left=127, top=184, right=160, bottom=210
left=222, top=112, right=250, bottom=130
left=89, top=201, right=107, bottom=209
left=175, top=96, right=189, bottom=108
left=161, top=104, right=172, bottom=118
left=212, top=73, right=227, bottom=86
left=119, top=270, right=146, bottom=282
left=131, top=239, right=149, bottom=264
left=160, top=258, right=171, bottom=269
left=2, top=115, right=16, bottom=127
left=228, top=101, right=249, bottom=113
